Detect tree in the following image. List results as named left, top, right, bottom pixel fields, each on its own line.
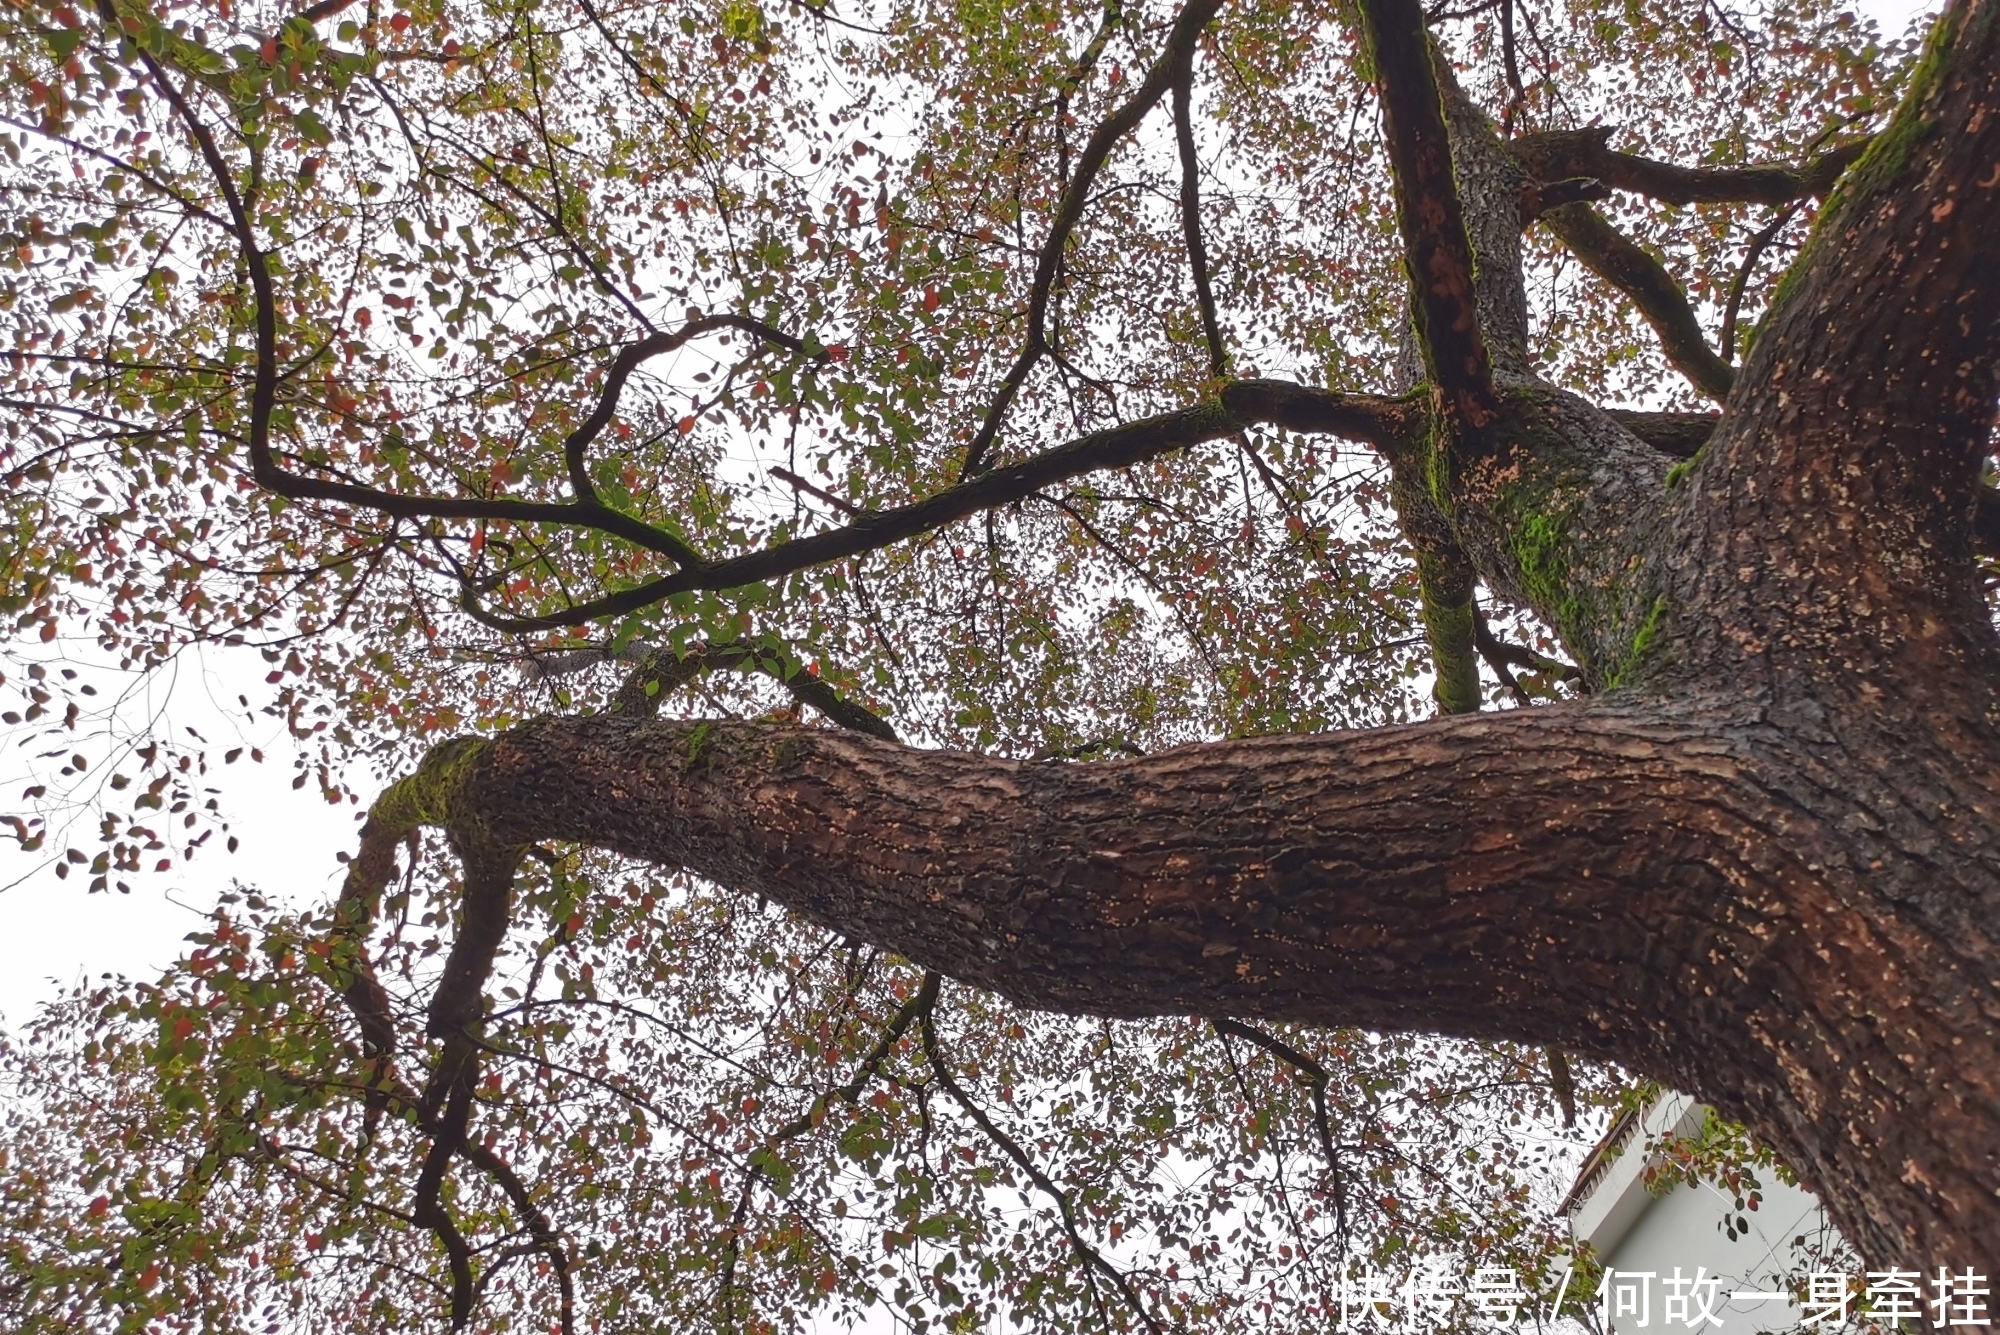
left=0, top=0, right=1992, bottom=1325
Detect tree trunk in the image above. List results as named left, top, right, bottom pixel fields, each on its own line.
left=367, top=0, right=2000, bottom=1271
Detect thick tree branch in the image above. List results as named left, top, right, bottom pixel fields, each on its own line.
left=1541, top=202, right=1736, bottom=401
left=365, top=690, right=2000, bottom=1264
left=325, top=636, right=913, bottom=1331
left=1512, top=126, right=1871, bottom=210
left=409, top=706, right=1767, bottom=1052
left=1429, top=46, right=1535, bottom=376
left=1362, top=0, right=1499, bottom=428
left=1220, top=380, right=1417, bottom=447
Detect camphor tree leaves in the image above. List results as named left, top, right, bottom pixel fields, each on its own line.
left=0, top=0, right=1943, bottom=1327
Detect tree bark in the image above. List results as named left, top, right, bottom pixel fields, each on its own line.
left=416, top=687, right=2000, bottom=1268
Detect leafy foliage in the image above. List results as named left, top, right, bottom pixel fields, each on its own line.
left=0, top=0, right=1926, bottom=1326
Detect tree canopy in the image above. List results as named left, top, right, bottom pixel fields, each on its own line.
left=2, top=0, right=1994, bottom=1327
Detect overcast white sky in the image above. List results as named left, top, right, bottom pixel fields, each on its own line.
left=0, top=0, right=1947, bottom=1031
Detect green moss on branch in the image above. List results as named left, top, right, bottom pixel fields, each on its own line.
left=369, top=737, right=490, bottom=834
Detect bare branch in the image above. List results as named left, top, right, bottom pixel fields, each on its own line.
left=718, top=971, right=937, bottom=1322
left=958, top=0, right=1225, bottom=476
left=463, top=382, right=1409, bottom=632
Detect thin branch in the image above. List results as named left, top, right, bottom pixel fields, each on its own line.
left=1474, top=608, right=1582, bottom=694
left=958, top=0, right=1226, bottom=477
left=1718, top=204, right=1802, bottom=363
left=1975, top=488, right=2000, bottom=561
left=610, top=639, right=902, bottom=740
left=464, top=383, right=1408, bottom=633
left=1210, top=1017, right=1349, bottom=1254
left=1547, top=1046, right=1578, bottom=1128
left=1172, top=65, right=1227, bottom=376
left=769, top=466, right=864, bottom=518
left=410, top=1077, right=479, bottom=1327
left=922, top=995, right=1167, bottom=1335
left=1498, top=0, right=1528, bottom=134
left=559, top=313, right=813, bottom=510
left=458, top=1140, right=576, bottom=1333
left=122, top=12, right=793, bottom=572
left=1051, top=0, right=1126, bottom=184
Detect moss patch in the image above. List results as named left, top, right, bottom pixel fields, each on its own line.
left=1664, top=448, right=1704, bottom=489
left=683, top=719, right=718, bottom=770
left=1605, top=595, right=1669, bottom=689
left=1421, top=587, right=1481, bottom=714
left=370, top=736, right=488, bottom=833
left=1506, top=504, right=1589, bottom=649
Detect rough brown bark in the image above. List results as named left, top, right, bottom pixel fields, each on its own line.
left=421, top=682, right=2000, bottom=1267
left=362, top=0, right=2000, bottom=1275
